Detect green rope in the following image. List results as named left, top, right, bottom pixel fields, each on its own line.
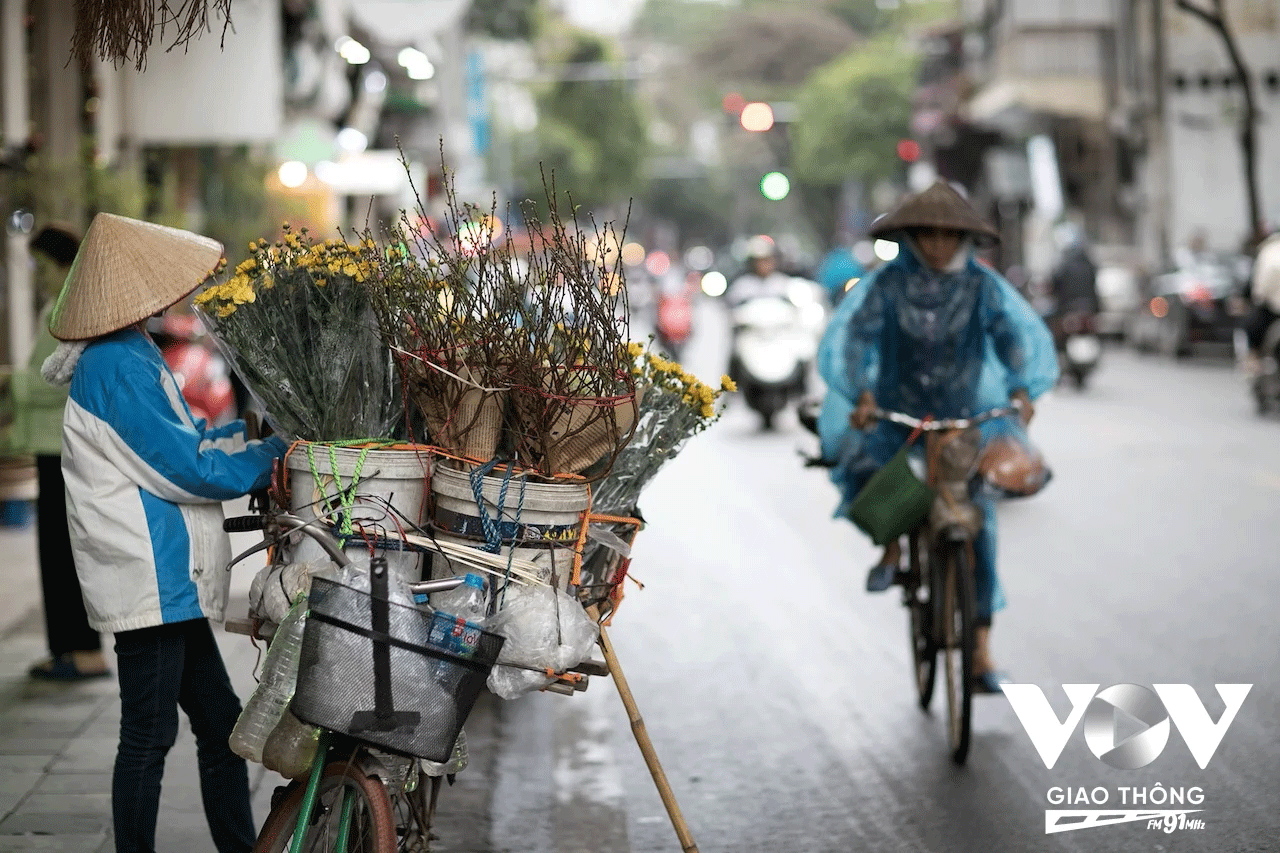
left=303, top=439, right=401, bottom=541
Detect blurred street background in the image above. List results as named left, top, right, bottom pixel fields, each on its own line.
left=0, top=0, right=1278, bottom=850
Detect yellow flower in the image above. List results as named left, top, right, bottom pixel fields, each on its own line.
left=720, top=375, right=737, bottom=392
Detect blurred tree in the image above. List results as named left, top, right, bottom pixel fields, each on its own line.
left=632, top=0, right=729, bottom=48
left=822, top=0, right=893, bottom=34
left=691, top=6, right=859, bottom=91
left=514, top=31, right=649, bottom=216
left=639, top=172, right=736, bottom=249
left=466, top=0, right=543, bottom=40
left=791, top=36, right=917, bottom=241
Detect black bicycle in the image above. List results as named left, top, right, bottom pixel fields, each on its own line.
left=868, top=406, right=1016, bottom=765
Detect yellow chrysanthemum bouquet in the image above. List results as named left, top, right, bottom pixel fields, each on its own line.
left=193, top=225, right=401, bottom=441
left=588, top=342, right=735, bottom=516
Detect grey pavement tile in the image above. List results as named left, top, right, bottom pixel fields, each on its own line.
left=0, top=696, right=111, bottom=725
left=0, top=756, right=50, bottom=773
left=0, top=739, right=71, bottom=756
left=0, top=776, right=40, bottom=799
left=0, top=720, right=86, bottom=739
left=0, top=834, right=105, bottom=853
left=12, top=792, right=111, bottom=816
left=0, top=793, right=23, bottom=821
left=48, top=738, right=118, bottom=773
left=31, top=773, right=111, bottom=796
left=0, top=812, right=110, bottom=834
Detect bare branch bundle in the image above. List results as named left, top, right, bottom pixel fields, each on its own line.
left=72, top=0, right=233, bottom=71
left=363, top=147, right=636, bottom=479
left=505, top=171, right=637, bottom=480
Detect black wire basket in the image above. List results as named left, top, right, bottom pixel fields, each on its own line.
left=291, top=577, right=504, bottom=762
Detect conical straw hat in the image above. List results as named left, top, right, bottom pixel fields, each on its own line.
left=868, top=180, right=999, bottom=246
left=49, top=213, right=224, bottom=341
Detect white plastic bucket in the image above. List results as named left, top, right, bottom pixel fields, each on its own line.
left=285, top=444, right=432, bottom=587
left=428, top=462, right=590, bottom=586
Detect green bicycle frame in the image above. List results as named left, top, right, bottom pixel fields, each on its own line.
left=289, top=730, right=362, bottom=853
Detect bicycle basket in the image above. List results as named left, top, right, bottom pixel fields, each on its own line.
left=291, top=578, right=504, bottom=763
left=847, top=444, right=935, bottom=546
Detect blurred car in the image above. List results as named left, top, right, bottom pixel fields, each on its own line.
left=1128, top=253, right=1253, bottom=358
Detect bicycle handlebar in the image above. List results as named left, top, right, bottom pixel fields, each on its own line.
left=223, top=512, right=466, bottom=596
left=870, top=405, right=1020, bottom=431
left=223, top=515, right=267, bottom=533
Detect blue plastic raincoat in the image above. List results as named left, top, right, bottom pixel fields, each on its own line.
left=816, top=241, right=1058, bottom=622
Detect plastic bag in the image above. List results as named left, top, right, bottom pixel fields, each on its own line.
left=484, top=584, right=600, bottom=699
left=249, top=560, right=341, bottom=625
left=978, top=431, right=1051, bottom=497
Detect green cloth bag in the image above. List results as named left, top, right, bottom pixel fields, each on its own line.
left=847, top=443, right=935, bottom=546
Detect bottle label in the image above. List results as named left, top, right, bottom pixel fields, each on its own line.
left=427, top=611, right=482, bottom=659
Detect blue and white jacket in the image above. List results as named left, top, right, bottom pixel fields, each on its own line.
left=60, top=328, right=286, bottom=633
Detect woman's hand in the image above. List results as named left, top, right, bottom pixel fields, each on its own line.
left=850, top=391, right=878, bottom=430
left=1011, top=388, right=1034, bottom=425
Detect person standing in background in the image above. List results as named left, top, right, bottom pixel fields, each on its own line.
left=17, top=224, right=109, bottom=681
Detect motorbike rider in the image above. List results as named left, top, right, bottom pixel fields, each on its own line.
left=1045, top=222, right=1102, bottom=343
left=815, top=180, right=1058, bottom=692
left=724, top=235, right=792, bottom=307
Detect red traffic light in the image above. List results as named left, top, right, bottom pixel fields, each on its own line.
left=896, top=139, right=921, bottom=162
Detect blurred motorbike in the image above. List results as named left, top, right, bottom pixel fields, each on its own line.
left=148, top=312, right=238, bottom=426
left=654, top=274, right=697, bottom=360
left=1054, top=309, right=1102, bottom=389
left=728, top=280, right=826, bottom=430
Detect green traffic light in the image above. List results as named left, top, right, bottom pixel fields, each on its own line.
left=761, top=172, right=790, bottom=201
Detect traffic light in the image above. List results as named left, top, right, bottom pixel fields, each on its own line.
left=760, top=172, right=790, bottom=201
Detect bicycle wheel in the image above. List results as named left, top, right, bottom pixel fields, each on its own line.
left=937, top=541, right=975, bottom=765
left=904, top=532, right=936, bottom=710
left=253, top=761, right=397, bottom=853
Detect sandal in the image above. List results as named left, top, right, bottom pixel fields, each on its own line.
left=865, top=562, right=899, bottom=593
left=28, top=653, right=111, bottom=682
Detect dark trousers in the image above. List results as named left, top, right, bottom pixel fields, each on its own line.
left=1245, top=303, right=1279, bottom=352
left=36, top=455, right=100, bottom=655
left=112, top=619, right=256, bottom=853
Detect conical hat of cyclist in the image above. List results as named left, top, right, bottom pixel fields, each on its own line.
left=869, top=180, right=1000, bottom=247
left=49, top=213, right=224, bottom=341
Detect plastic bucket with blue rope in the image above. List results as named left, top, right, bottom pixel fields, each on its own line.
left=284, top=443, right=433, bottom=589
left=428, top=460, right=590, bottom=589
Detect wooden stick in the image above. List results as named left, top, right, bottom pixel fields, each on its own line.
left=597, top=624, right=700, bottom=853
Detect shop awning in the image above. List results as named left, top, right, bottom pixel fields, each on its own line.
left=967, top=76, right=1107, bottom=126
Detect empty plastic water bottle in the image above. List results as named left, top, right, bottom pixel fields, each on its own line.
left=430, top=572, right=488, bottom=622
left=228, top=599, right=308, bottom=764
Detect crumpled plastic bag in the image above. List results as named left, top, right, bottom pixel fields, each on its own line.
left=249, top=559, right=341, bottom=625
left=484, top=583, right=600, bottom=699
left=978, top=432, right=1051, bottom=498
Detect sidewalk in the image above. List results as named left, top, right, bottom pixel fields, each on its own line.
left=0, top=501, right=282, bottom=853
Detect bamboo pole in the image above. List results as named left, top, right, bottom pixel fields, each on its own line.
left=596, top=623, right=700, bottom=853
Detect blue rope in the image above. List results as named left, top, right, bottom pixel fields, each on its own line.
left=468, top=457, right=507, bottom=553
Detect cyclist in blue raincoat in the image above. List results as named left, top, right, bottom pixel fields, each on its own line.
left=816, top=180, right=1058, bottom=692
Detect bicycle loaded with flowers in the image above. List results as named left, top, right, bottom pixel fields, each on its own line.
left=196, top=164, right=729, bottom=851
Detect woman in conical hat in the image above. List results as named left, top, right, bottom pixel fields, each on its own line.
left=44, top=213, right=286, bottom=853
left=815, top=180, right=1058, bottom=692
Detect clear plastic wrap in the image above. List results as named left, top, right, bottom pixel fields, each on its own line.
left=485, top=583, right=600, bottom=699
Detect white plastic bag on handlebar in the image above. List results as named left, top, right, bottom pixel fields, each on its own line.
left=249, top=559, right=341, bottom=625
